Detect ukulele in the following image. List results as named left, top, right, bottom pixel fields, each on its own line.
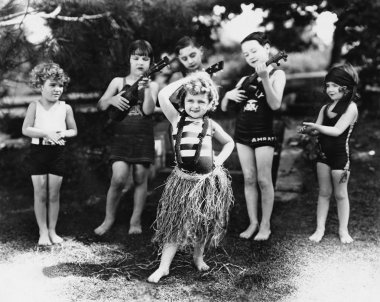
left=107, top=56, right=171, bottom=121
left=205, top=60, right=224, bottom=76
left=240, top=50, right=288, bottom=93
left=168, top=61, right=224, bottom=105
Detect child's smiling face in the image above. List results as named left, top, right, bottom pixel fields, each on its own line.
left=41, top=79, right=63, bottom=102
left=241, top=40, right=270, bottom=68
left=325, top=82, right=345, bottom=101
left=184, top=93, right=211, bottom=119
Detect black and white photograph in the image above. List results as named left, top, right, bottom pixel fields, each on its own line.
left=0, top=0, right=379, bottom=301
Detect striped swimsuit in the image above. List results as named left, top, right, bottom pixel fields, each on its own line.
left=172, top=115, right=213, bottom=174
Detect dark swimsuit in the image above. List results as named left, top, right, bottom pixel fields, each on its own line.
left=110, top=78, right=154, bottom=165
left=317, top=103, right=355, bottom=170
left=234, top=70, right=277, bottom=148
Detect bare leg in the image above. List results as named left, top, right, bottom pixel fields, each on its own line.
left=254, top=146, right=274, bottom=241
left=236, top=143, right=259, bottom=239
left=309, top=163, right=332, bottom=242
left=47, top=174, right=64, bottom=244
left=147, top=243, right=178, bottom=283
left=128, top=164, right=149, bottom=234
left=32, top=175, right=51, bottom=245
left=193, top=241, right=209, bottom=271
left=94, top=161, right=130, bottom=235
left=332, top=170, right=353, bottom=244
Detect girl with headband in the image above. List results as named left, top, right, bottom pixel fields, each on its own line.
left=299, top=63, right=359, bottom=244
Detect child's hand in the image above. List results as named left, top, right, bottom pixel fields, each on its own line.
left=226, top=88, right=247, bottom=103
left=57, top=131, right=67, bottom=144
left=45, top=131, right=64, bottom=145
left=256, top=63, right=269, bottom=80
left=138, top=77, right=151, bottom=90
left=109, top=91, right=130, bottom=111
left=302, top=122, right=321, bottom=136
left=303, top=122, right=318, bottom=130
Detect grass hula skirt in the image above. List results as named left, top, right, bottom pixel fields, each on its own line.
left=152, top=165, right=234, bottom=251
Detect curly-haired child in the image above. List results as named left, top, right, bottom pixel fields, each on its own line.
left=148, top=72, right=235, bottom=283
left=22, top=62, right=77, bottom=246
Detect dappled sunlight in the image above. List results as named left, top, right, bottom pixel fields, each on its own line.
left=0, top=239, right=130, bottom=301
left=0, top=252, right=67, bottom=302
left=283, top=245, right=380, bottom=302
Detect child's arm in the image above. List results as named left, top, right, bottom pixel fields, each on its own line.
left=299, top=105, right=325, bottom=135
left=140, top=78, right=159, bottom=115
left=303, top=103, right=358, bottom=137
left=211, top=120, right=235, bottom=166
left=257, top=65, right=286, bottom=111
left=220, top=78, right=247, bottom=112
left=157, top=78, right=189, bottom=123
left=59, top=104, right=78, bottom=138
left=22, top=102, right=63, bottom=145
left=97, top=78, right=130, bottom=112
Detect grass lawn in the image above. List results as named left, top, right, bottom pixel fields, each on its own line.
left=0, top=116, right=379, bottom=302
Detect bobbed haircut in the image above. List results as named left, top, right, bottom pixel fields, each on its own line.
left=29, top=62, right=70, bottom=89
left=128, top=39, right=154, bottom=64
left=240, top=31, right=270, bottom=46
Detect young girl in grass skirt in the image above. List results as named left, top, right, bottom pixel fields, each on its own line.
left=148, top=72, right=235, bottom=283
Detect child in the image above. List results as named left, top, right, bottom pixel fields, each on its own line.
left=22, top=62, right=77, bottom=246
left=170, top=36, right=204, bottom=82
left=147, top=72, right=235, bottom=283
left=300, top=63, right=358, bottom=244
left=94, top=40, right=159, bottom=236
left=221, top=32, right=286, bottom=240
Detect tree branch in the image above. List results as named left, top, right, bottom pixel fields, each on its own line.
left=0, top=5, right=111, bottom=27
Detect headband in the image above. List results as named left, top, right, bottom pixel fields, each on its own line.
left=324, top=67, right=357, bottom=114
left=325, top=67, right=356, bottom=88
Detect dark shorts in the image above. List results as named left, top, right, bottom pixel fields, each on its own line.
left=316, top=146, right=350, bottom=171
left=29, top=145, right=66, bottom=176
left=235, top=133, right=277, bottom=149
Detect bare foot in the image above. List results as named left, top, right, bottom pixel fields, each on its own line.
left=309, top=228, right=325, bottom=243
left=239, top=223, right=259, bottom=239
left=339, top=231, right=354, bottom=244
left=48, top=230, right=64, bottom=244
left=94, top=220, right=114, bottom=236
left=128, top=224, right=142, bottom=235
left=38, top=232, right=52, bottom=246
left=254, top=228, right=271, bottom=241
left=193, top=257, right=210, bottom=272
left=147, top=268, right=169, bottom=283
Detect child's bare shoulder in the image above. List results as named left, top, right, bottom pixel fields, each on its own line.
left=272, top=69, right=286, bottom=82
left=109, top=77, right=125, bottom=90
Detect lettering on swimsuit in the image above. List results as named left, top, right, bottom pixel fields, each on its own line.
left=251, top=136, right=276, bottom=143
